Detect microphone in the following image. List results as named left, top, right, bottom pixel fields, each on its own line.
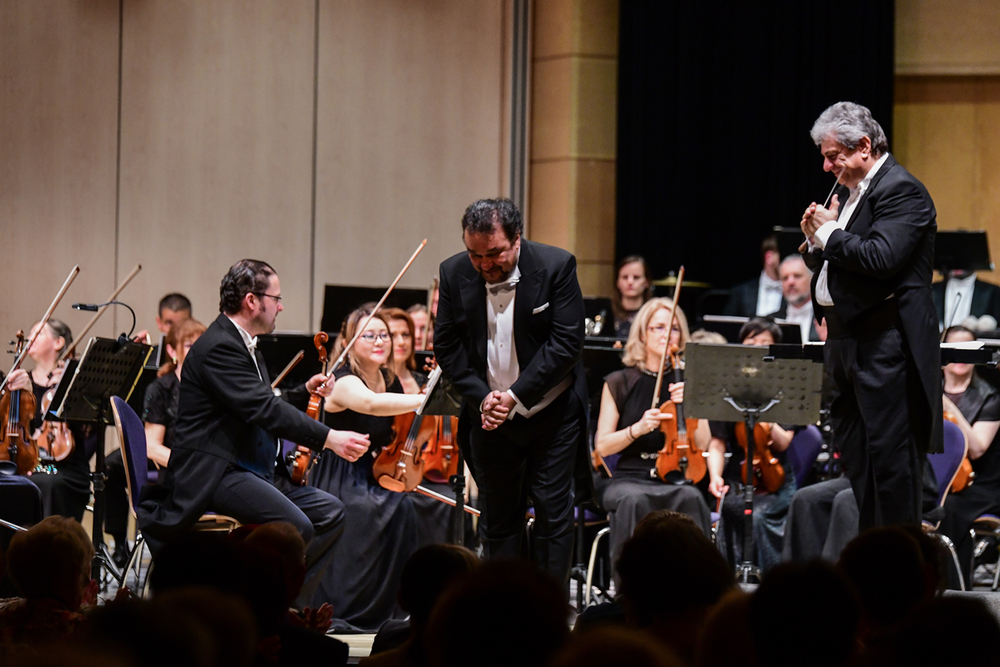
left=72, top=303, right=100, bottom=312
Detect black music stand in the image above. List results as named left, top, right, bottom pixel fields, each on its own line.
left=683, top=343, right=822, bottom=582
left=419, top=367, right=466, bottom=545
left=53, top=337, right=151, bottom=583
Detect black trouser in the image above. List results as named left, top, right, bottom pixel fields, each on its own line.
left=210, top=466, right=345, bottom=607
left=826, top=324, right=926, bottom=529
left=469, top=389, right=581, bottom=582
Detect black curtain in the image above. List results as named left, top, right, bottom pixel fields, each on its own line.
left=616, top=1, right=895, bottom=291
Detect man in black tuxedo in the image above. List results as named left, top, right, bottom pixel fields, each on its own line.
left=800, top=102, right=941, bottom=529
left=931, top=270, right=1000, bottom=329
left=767, top=254, right=820, bottom=342
left=434, top=198, right=588, bottom=581
left=138, top=259, right=370, bottom=605
left=722, top=235, right=785, bottom=317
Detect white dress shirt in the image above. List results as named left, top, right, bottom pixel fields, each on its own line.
left=944, top=272, right=977, bottom=328
left=485, top=264, right=571, bottom=419
left=783, top=300, right=815, bottom=342
left=756, top=271, right=783, bottom=316
left=227, top=317, right=263, bottom=381
left=813, top=153, right=890, bottom=306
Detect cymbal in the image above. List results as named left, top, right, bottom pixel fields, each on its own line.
left=652, top=276, right=711, bottom=288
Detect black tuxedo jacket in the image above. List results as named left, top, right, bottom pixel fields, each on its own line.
left=137, top=314, right=329, bottom=543
left=434, top=240, right=589, bottom=464
left=804, top=154, right=942, bottom=453
left=768, top=302, right=821, bottom=342
left=722, top=277, right=786, bottom=318
left=931, top=278, right=1000, bottom=326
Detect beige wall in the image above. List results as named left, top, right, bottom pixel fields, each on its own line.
left=529, top=0, right=618, bottom=297
left=894, top=0, right=1000, bottom=282
left=0, top=0, right=509, bottom=355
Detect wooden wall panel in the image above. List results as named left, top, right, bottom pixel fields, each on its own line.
left=313, top=0, right=506, bottom=322
left=117, top=0, right=317, bottom=332
left=895, top=76, right=1000, bottom=282
left=0, top=0, right=120, bottom=348
left=897, top=0, right=1000, bottom=75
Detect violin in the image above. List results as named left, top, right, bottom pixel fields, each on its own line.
left=943, top=409, right=975, bottom=493
left=0, top=332, right=40, bottom=475
left=654, top=346, right=707, bottom=485
left=38, top=383, right=74, bottom=461
left=733, top=422, right=786, bottom=493
left=290, top=332, right=329, bottom=485
left=423, top=415, right=460, bottom=484
left=373, top=407, right=436, bottom=493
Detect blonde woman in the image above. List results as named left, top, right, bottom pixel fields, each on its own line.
left=594, top=298, right=713, bottom=572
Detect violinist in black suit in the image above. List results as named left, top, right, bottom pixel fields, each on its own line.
left=800, top=102, right=941, bottom=529
left=137, top=259, right=370, bottom=606
left=434, top=198, right=588, bottom=581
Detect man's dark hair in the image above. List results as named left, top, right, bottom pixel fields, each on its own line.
left=760, top=234, right=779, bottom=264
left=219, top=260, right=276, bottom=316
left=159, top=293, right=192, bottom=316
left=739, top=317, right=782, bottom=344
left=461, top=198, right=523, bottom=242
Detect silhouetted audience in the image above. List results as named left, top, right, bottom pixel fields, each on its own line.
left=696, top=590, right=755, bottom=667
left=549, top=626, right=683, bottom=667
left=616, top=510, right=735, bottom=662
left=363, top=543, right=480, bottom=667
left=424, top=560, right=568, bottom=667
left=0, top=516, right=95, bottom=651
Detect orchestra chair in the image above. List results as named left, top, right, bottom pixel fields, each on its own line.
left=923, top=420, right=968, bottom=590
left=110, top=396, right=240, bottom=595
left=970, top=514, right=1000, bottom=590
left=785, top=425, right=825, bottom=489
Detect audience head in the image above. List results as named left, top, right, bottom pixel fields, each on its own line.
left=398, top=544, right=479, bottom=629
left=837, top=527, right=932, bottom=635
left=149, top=531, right=248, bottom=598
left=739, top=317, right=781, bottom=346
left=6, top=516, right=93, bottom=610
left=425, top=560, right=568, bottom=667
left=622, top=299, right=690, bottom=371
left=157, top=293, right=193, bottom=334
left=750, top=561, right=860, bottom=667
left=244, top=521, right=307, bottom=606
left=696, top=590, right=755, bottom=667
left=892, top=595, right=1000, bottom=664
left=551, top=626, right=683, bottom=667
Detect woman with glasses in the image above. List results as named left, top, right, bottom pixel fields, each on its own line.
left=594, top=298, right=713, bottom=575
left=307, top=306, right=424, bottom=632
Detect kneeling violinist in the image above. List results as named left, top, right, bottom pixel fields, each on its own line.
left=708, top=318, right=795, bottom=573
left=593, top=299, right=713, bottom=574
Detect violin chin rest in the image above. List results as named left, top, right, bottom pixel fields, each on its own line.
left=377, top=476, right=406, bottom=493
left=0, top=460, right=18, bottom=476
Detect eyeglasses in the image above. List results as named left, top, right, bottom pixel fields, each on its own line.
left=647, top=324, right=681, bottom=335
left=359, top=331, right=391, bottom=343
left=254, top=292, right=282, bottom=304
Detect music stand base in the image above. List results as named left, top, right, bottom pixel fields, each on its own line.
left=736, top=561, right=761, bottom=584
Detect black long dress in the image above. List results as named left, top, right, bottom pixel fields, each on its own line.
left=26, top=378, right=93, bottom=521
left=309, top=364, right=417, bottom=632
left=600, top=367, right=712, bottom=573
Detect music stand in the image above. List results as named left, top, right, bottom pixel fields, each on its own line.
left=53, top=337, right=152, bottom=583
left=683, top=343, right=822, bottom=582
left=419, top=367, right=467, bottom=544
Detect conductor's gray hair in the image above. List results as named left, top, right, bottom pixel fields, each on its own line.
left=810, top=102, right=888, bottom=156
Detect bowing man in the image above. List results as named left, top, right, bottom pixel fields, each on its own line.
left=800, top=102, right=941, bottom=529
left=434, top=198, right=588, bottom=582
left=137, top=259, right=370, bottom=607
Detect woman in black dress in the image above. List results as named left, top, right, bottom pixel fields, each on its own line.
left=938, top=325, right=1000, bottom=588
left=310, top=307, right=424, bottom=632
left=23, top=319, right=94, bottom=522
left=594, top=298, right=713, bottom=572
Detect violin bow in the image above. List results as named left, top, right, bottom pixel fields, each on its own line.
left=0, top=265, right=80, bottom=395
left=60, top=263, right=142, bottom=362
left=271, top=350, right=305, bottom=390
left=325, top=239, right=428, bottom=381
left=651, top=265, right=684, bottom=409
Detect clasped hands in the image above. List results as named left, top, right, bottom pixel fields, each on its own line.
left=481, top=390, right=516, bottom=431
left=800, top=194, right=840, bottom=246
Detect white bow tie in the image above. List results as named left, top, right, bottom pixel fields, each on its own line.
left=247, top=336, right=258, bottom=354
left=488, top=277, right=520, bottom=295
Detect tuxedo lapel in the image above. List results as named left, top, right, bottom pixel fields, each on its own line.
left=460, top=272, right=488, bottom=369
left=513, top=242, right=543, bottom=361
left=845, top=155, right=897, bottom=233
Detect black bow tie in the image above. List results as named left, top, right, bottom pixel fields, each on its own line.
left=488, top=277, right=520, bottom=295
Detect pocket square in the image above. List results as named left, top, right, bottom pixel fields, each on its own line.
left=532, top=302, right=550, bottom=315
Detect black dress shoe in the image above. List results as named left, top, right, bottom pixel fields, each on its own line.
left=112, top=543, right=130, bottom=569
